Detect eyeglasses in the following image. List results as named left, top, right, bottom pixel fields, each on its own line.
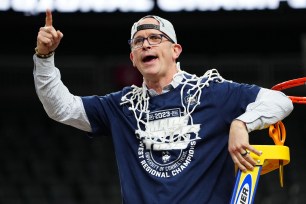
left=128, top=34, right=173, bottom=49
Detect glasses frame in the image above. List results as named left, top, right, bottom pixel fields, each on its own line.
left=128, top=33, right=174, bottom=50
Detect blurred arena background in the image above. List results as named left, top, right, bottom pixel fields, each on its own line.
left=1, top=1, right=306, bottom=203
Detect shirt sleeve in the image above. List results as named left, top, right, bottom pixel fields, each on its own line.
left=33, top=54, right=92, bottom=132
left=236, top=88, right=294, bottom=132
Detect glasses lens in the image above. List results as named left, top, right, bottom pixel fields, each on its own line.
left=130, top=34, right=163, bottom=49
left=148, top=34, right=162, bottom=45
left=132, top=37, right=144, bottom=48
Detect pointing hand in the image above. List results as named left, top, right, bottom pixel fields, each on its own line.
left=36, top=9, right=63, bottom=55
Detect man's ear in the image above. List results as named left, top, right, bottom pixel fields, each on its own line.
left=172, top=44, right=182, bottom=60
left=130, top=52, right=135, bottom=67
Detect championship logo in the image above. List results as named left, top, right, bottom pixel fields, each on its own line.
left=136, top=108, right=201, bottom=177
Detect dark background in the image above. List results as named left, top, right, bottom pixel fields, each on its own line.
left=1, top=2, right=306, bottom=204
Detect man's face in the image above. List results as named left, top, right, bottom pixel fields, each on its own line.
left=129, top=18, right=182, bottom=81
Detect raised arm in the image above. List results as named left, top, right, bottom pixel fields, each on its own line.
left=33, top=10, right=91, bottom=132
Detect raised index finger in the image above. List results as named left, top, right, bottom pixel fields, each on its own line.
left=45, top=9, right=53, bottom=26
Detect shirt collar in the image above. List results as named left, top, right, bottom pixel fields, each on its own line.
left=143, top=71, right=184, bottom=97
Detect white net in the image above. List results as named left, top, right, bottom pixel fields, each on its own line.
left=120, top=68, right=225, bottom=150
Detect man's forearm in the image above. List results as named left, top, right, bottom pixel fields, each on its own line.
left=236, top=88, right=293, bottom=132
left=33, top=54, right=91, bottom=132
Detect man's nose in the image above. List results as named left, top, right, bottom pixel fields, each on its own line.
left=142, top=38, right=151, bottom=48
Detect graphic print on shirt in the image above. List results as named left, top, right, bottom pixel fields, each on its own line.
left=137, top=108, right=201, bottom=178
left=137, top=108, right=200, bottom=150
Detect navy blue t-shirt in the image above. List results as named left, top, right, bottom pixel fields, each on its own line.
left=82, top=77, right=260, bottom=204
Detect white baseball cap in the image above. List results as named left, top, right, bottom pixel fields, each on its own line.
left=130, top=15, right=177, bottom=44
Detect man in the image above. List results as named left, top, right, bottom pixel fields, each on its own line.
left=34, top=10, right=293, bottom=203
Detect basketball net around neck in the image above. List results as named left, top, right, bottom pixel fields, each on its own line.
left=120, top=67, right=225, bottom=150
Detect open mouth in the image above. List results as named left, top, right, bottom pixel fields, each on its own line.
left=142, top=55, right=158, bottom=63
